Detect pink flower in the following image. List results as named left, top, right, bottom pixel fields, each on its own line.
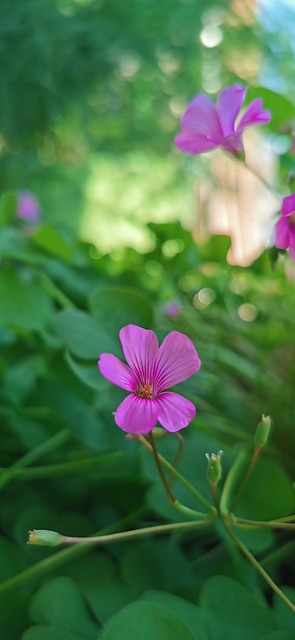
left=174, top=84, right=271, bottom=157
left=98, top=324, right=201, bottom=434
left=17, top=191, right=40, bottom=221
left=274, top=193, right=295, bottom=260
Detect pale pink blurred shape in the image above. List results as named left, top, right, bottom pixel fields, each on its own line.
left=274, top=192, right=295, bottom=260
left=98, top=324, right=201, bottom=434
left=175, top=84, right=271, bottom=157
left=17, top=191, right=40, bottom=221
left=163, top=301, right=182, bottom=318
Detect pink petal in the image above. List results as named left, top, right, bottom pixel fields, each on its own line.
left=216, top=84, right=247, bottom=137
left=157, top=392, right=196, bottom=432
left=274, top=217, right=289, bottom=250
left=181, top=94, right=222, bottom=141
left=174, top=132, right=219, bottom=155
left=119, top=325, right=158, bottom=385
left=288, top=229, right=295, bottom=260
left=114, top=394, right=159, bottom=434
left=152, top=331, right=201, bottom=393
left=236, top=98, right=271, bottom=133
left=281, top=193, right=295, bottom=216
left=98, top=354, right=135, bottom=391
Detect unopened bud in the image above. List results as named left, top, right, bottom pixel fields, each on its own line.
left=254, top=415, right=271, bottom=448
left=28, top=529, right=63, bottom=547
left=206, top=450, right=223, bottom=485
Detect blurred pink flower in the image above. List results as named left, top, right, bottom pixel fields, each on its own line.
left=274, top=193, right=295, bottom=260
left=98, top=324, right=201, bottom=434
left=174, top=84, right=271, bottom=157
left=17, top=191, right=40, bottom=221
left=163, top=301, right=182, bottom=318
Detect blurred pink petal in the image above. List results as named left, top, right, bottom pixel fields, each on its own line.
left=174, top=84, right=271, bottom=157
left=18, top=191, right=40, bottom=221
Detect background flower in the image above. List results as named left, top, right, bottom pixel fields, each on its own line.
left=174, top=84, right=271, bottom=157
left=98, top=324, right=201, bottom=434
left=274, top=192, right=295, bottom=259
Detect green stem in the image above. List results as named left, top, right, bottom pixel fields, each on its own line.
left=232, top=516, right=295, bottom=531
left=37, top=271, right=75, bottom=309
left=137, top=434, right=214, bottom=514
left=59, top=518, right=210, bottom=545
left=210, top=483, right=221, bottom=517
left=0, top=429, right=70, bottom=491
left=225, top=521, right=295, bottom=614
left=168, top=432, right=183, bottom=490
left=0, top=508, right=145, bottom=594
left=230, top=445, right=261, bottom=513
left=0, top=452, right=124, bottom=481
left=149, top=431, right=176, bottom=505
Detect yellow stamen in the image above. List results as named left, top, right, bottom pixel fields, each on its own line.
left=138, top=384, right=153, bottom=399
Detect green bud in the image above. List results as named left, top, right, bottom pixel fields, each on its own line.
left=28, top=529, right=63, bottom=547
left=254, top=415, right=271, bottom=448
left=206, top=450, right=223, bottom=485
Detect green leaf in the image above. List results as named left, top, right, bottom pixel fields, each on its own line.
left=55, top=309, right=118, bottom=359
left=89, top=286, right=154, bottom=334
left=236, top=458, right=295, bottom=521
left=98, top=601, right=197, bottom=640
left=22, top=627, right=92, bottom=640
left=199, top=575, right=279, bottom=639
left=3, top=355, right=46, bottom=404
left=65, top=352, right=110, bottom=390
left=29, top=576, right=99, bottom=638
left=273, top=587, right=295, bottom=633
left=0, top=267, right=53, bottom=331
left=31, top=225, right=74, bottom=261
left=0, top=191, right=17, bottom=225
left=140, top=590, right=209, bottom=639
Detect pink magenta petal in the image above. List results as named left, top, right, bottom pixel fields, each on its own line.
left=152, top=331, right=201, bottom=393
left=114, top=394, right=159, bottom=434
left=281, top=193, right=295, bottom=216
left=216, top=84, right=247, bottom=137
left=274, top=217, right=290, bottom=250
left=119, top=325, right=158, bottom=385
left=98, top=354, right=135, bottom=391
left=157, top=392, right=196, bottom=432
left=288, top=228, right=295, bottom=260
left=174, top=132, right=219, bottom=154
left=236, top=98, right=271, bottom=133
left=181, top=94, right=222, bottom=141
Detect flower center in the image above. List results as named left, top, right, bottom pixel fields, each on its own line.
left=287, top=212, right=295, bottom=228
left=137, top=384, right=153, bottom=399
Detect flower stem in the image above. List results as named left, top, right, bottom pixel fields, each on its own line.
left=36, top=270, right=75, bottom=309
left=224, top=521, right=295, bottom=614
left=149, top=431, right=176, bottom=505
left=168, top=432, right=183, bottom=490
left=53, top=518, right=210, bottom=545
left=137, top=434, right=214, bottom=514
left=0, top=429, right=70, bottom=491
left=209, top=482, right=221, bottom=516
left=230, top=445, right=261, bottom=512
left=232, top=516, right=295, bottom=531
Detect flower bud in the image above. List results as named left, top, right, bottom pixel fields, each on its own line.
left=28, top=529, right=63, bottom=546
left=254, top=414, right=271, bottom=448
left=206, top=450, right=223, bottom=485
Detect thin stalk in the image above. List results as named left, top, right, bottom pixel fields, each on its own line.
left=243, top=160, right=275, bottom=193
left=149, top=431, right=175, bottom=504
left=0, top=452, right=124, bottom=481
left=59, top=518, right=210, bottom=545
left=225, top=521, right=295, bottom=614
left=232, top=516, right=295, bottom=531
left=0, top=429, right=70, bottom=490
left=137, top=434, right=214, bottom=514
left=230, top=445, right=261, bottom=512
left=168, top=432, right=183, bottom=490
left=37, top=271, right=75, bottom=309
left=209, top=483, right=221, bottom=517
